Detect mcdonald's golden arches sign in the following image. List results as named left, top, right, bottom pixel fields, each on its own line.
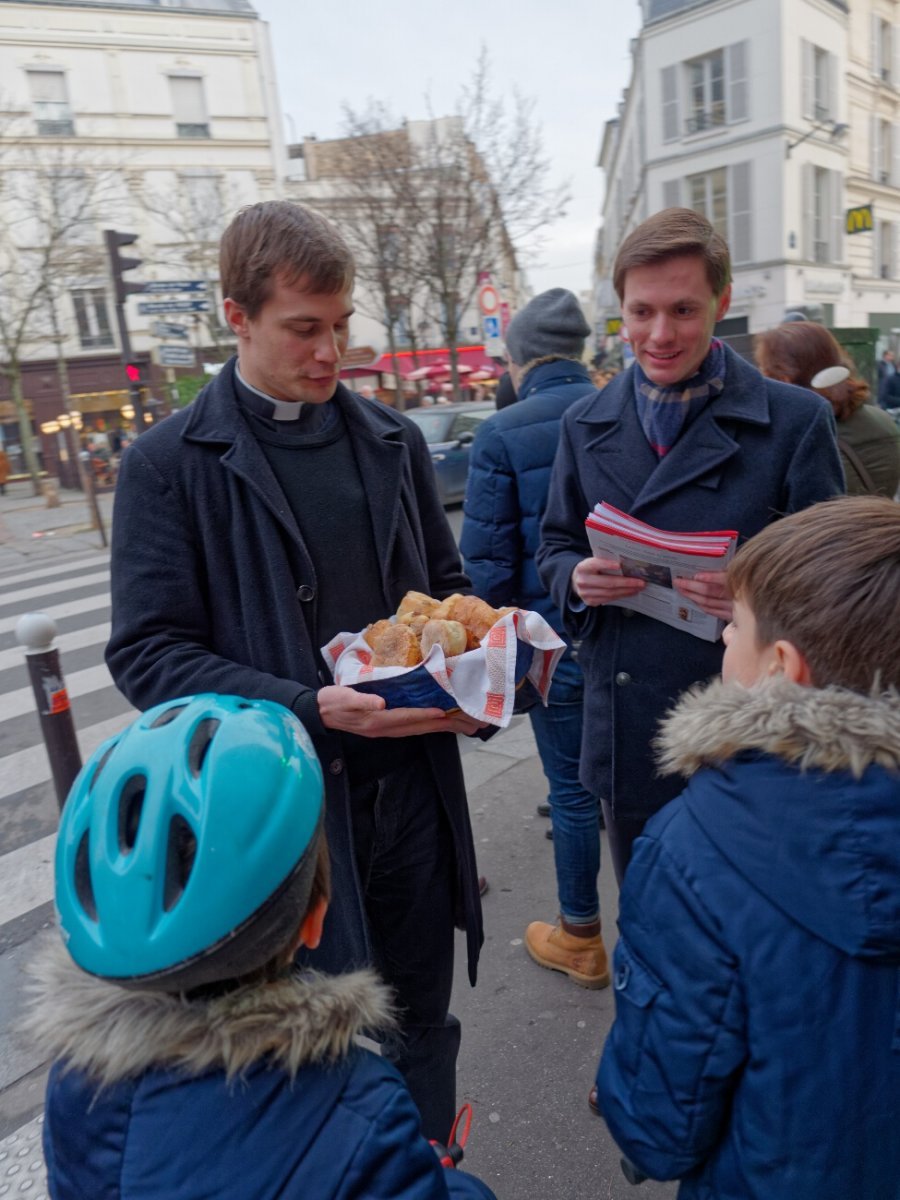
left=845, top=205, right=874, bottom=235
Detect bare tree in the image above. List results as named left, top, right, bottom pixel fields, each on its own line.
left=0, top=135, right=121, bottom=494
left=335, top=50, right=569, bottom=397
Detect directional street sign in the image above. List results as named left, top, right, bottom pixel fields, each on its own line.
left=157, top=344, right=197, bottom=367
left=150, top=321, right=189, bottom=340
left=142, top=280, right=208, bottom=294
left=138, top=299, right=210, bottom=314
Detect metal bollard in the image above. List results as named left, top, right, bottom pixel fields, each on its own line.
left=16, top=612, right=82, bottom=810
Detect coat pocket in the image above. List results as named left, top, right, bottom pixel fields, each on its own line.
left=611, top=937, right=664, bottom=1078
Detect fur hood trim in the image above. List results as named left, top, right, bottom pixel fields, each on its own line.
left=656, top=678, right=900, bottom=779
left=23, top=936, right=395, bottom=1087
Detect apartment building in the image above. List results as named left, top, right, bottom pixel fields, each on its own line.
left=0, top=0, right=283, bottom=453
left=595, top=0, right=861, bottom=346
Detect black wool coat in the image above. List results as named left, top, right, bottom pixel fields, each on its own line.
left=106, top=359, right=483, bottom=982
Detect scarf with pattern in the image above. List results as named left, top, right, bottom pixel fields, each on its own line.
left=633, top=338, right=727, bottom=457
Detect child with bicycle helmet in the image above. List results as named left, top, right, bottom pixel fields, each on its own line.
left=27, top=695, right=495, bottom=1200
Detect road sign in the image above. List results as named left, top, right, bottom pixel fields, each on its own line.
left=142, top=280, right=208, bottom=294
left=150, top=321, right=189, bottom=340
left=157, top=344, right=197, bottom=367
left=138, top=299, right=210, bottom=314
left=482, top=314, right=502, bottom=357
left=478, top=284, right=500, bottom=315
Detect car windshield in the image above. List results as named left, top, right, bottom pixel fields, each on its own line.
left=405, top=411, right=453, bottom=444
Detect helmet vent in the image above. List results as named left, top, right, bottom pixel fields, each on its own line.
left=90, top=743, right=116, bottom=791
left=163, top=815, right=197, bottom=912
left=74, top=832, right=98, bottom=922
left=187, top=719, right=220, bottom=778
left=117, top=776, right=146, bottom=854
left=149, top=704, right=188, bottom=729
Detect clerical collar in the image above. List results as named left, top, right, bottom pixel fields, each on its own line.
left=235, top=366, right=310, bottom=421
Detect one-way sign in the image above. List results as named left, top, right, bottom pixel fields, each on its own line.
left=138, top=299, right=210, bottom=314
left=142, top=280, right=208, bottom=294
left=150, top=321, right=189, bottom=340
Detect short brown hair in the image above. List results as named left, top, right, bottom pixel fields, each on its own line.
left=613, top=207, right=731, bottom=301
left=219, top=201, right=355, bottom=318
left=727, top=497, right=900, bottom=692
left=755, top=322, right=870, bottom=421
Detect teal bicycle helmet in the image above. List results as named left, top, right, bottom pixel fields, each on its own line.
left=55, top=694, right=324, bottom=992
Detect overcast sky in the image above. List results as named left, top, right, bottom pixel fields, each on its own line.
left=251, top=0, right=642, bottom=300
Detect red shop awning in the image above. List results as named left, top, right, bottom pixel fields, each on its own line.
left=343, top=345, right=504, bottom=379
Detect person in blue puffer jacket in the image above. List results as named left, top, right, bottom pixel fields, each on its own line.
left=26, top=695, right=495, bottom=1200
left=596, top=496, right=900, bottom=1200
left=461, top=289, right=611, bottom=990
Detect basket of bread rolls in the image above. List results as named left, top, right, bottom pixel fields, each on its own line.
left=321, top=590, right=566, bottom=728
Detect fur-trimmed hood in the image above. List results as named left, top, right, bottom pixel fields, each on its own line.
left=653, top=679, right=900, bottom=962
left=24, top=936, right=395, bottom=1087
left=656, top=678, right=900, bottom=779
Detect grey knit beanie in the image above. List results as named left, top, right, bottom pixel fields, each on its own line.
left=504, top=288, right=590, bottom=366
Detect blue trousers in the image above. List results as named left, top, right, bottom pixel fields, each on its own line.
left=528, top=655, right=602, bottom=925
left=349, top=754, right=460, bottom=1142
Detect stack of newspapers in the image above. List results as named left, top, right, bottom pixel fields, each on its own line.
left=584, top=502, right=738, bottom=643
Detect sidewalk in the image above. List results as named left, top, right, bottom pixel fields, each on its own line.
left=0, top=480, right=114, bottom=567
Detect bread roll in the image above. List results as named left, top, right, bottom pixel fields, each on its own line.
left=396, top=590, right=442, bottom=621
left=363, top=619, right=394, bottom=650
left=420, top=619, right=467, bottom=658
left=397, top=611, right=430, bottom=636
left=369, top=622, right=423, bottom=667
left=434, top=594, right=501, bottom=642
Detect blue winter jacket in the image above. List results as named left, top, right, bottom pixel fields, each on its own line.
left=460, top=359, right=594, bottom=635
left=29, top=943, right=496, bottom=1200
left=597, top=680, right=900, bottom=1200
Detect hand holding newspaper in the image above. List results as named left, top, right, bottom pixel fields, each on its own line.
left=584, top=502, right=737, bottom=642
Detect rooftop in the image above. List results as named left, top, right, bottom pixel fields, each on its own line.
left=642, top=0, right=846, bottom=22
left=0, top=0, right=256, bottom=13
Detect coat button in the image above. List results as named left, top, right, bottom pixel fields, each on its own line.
left=615, top=672, right=632, bottom=686
left=614, top=962, right=631, bottom=990
left=296, top=584, right=315, bottom=602
left=328, top=758, right=344, bottom=775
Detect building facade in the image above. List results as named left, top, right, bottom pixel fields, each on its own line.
left=593, top=0, right=900, bottom=353
left=0, top=0, right=283, bottom=470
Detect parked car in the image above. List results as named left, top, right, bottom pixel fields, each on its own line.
left=404, top=401, right=495, bottom=505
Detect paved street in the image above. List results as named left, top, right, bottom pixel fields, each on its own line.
left=0, top=483, right=675, bottom=1199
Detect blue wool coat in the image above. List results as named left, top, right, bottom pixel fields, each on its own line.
left=596, top=680, right=900, bottom=1200
left=536, top=346, right=845, bottom=820
left=30, top=946, right=496, bottom=1200
left=105, top=360, right=482, bottom=982
left=460, top=359, right=595, bottom=638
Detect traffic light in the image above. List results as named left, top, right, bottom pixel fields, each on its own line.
left=104, top=229, right=145, bottom=305
left=125, top=362, right=141, bottom=383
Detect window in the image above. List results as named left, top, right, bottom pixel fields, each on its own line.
left=801, top=41, right=837, bottom=121
left=180, top=172, right=221, bottom=222
left=169, top=75, right=209, bottom=139
left=871, top=117, right=898, bottom=184
left=661, top=41, right=749, bottom=143
left=876, top=220, right=896, bottom=279
left=687, top=167, right=728, bottom=239
left=46, top=169, right=93, bottom=241
left=802, top=165, right=842, bottom=265
left=684, top=162, right=753, bottom=263
left=686, top=50, right=725, bottom=133
left=872, top=17, right=893, bottom=84
left=27, top=70, right=74, bottom=136
left=72, top=289, right=114, bottom=349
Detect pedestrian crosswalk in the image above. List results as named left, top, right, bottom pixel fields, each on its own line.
left=0, top=547, right=131, bottom=1192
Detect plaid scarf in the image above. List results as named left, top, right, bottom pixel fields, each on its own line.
left=633, top=339, right=727, bottom=457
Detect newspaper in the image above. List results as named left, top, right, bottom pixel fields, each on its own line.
left=584, top=502, right=737, bottom=643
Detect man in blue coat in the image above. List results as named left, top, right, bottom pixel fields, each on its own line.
left=461, top=290, right=611, bottom=989
left=537, top=207, right=845, bottom=883
left=105, top=201, right=485, bottom=1141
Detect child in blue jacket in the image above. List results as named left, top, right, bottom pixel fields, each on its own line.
left=28, top=694, right=495, bottom=1200
left=596, top=496, right=900, bottom=1200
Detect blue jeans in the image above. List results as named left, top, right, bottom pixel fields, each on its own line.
left=528, top=654, right=602, bottom=925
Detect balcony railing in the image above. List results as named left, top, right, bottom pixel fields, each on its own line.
left=685, top=109, right=726, bottom=135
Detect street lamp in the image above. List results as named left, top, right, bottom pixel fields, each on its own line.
left=785, top=118, right=849, bottom=158
left=120, top=403, right=135, bottom=423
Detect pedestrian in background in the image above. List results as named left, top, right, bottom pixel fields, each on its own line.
left=460, top=289, right=610, bottom=989
left=877, top=348, right=898, bottom=409
left=756, top=321, right=900, bottom=498
left=538, top=208, right=845, bottom=884
left=596, top=498, right=900, bottom=1199
left=0, top=446, right=10, bottom=496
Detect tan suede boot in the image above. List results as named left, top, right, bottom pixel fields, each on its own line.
left=524, top=917, right=611, bottom=989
